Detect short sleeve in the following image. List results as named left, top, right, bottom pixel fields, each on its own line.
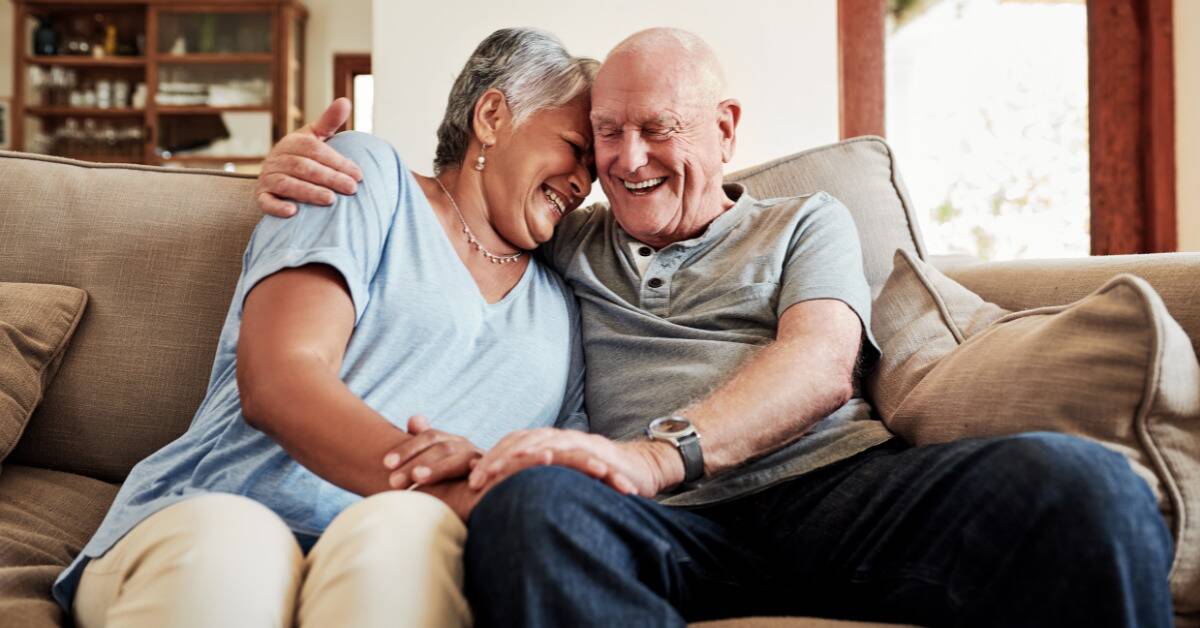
left=240, top=131, right=404, bottom=324
left=777, top=193, right=880, bottom=357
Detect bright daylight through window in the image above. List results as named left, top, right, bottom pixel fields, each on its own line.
left=886, top=0, right=1089, bottom=260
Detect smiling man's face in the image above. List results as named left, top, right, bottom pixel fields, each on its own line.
left=590, top=30, right=740, bottom=248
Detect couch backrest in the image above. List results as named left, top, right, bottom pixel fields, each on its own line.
left=0, top=152, right=262, bottom=482
left=727, top=135, right=927, bottom=296
left=0, top=136, right=923, bottom=483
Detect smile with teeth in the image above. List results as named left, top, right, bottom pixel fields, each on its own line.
left=622, top=177, right=666, bottom=194
left=542, top=185, right=567, bottom=217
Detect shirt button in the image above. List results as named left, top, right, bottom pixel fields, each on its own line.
left=648, top=278, right=664, bottom=288
left=638, top=246, right=653, bottom=257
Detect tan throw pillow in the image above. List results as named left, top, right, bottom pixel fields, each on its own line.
left=0, top=283, right=88, bottom=462
left=869, top=248, right=1200, bottom=614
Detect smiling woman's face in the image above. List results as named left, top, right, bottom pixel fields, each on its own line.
left=482, top=96, right=595, bottom=249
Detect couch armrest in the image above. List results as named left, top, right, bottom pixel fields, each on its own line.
left=937, top=253, right=1200, bottom=353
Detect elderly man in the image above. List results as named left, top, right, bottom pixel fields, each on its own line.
left=255, top=28, right=1171, bottom=628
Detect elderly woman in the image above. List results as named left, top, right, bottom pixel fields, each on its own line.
left=54, top=28, right=607, bottom=628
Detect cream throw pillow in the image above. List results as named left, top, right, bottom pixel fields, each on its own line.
left=868, top=249, right=1200, bottom=614
left=0, top=283, right=88, bottom=462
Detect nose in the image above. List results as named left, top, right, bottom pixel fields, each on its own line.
left=615, top=131, right=649, bottom=176
left=567, top=161, right=591, bottom=202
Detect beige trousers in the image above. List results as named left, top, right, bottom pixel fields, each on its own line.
left=73, top=491, right=471, bottom=628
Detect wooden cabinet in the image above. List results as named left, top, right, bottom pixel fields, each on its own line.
left=10, top=0, right=306, bottom=171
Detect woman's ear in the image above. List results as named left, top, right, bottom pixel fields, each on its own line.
left=472, top=88, right=513, bottom=146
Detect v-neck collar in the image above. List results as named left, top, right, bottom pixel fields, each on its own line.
left=411, top=170, right=536, bottom=307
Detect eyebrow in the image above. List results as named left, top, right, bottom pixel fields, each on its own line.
left=590, top=113, right=683, bottom=128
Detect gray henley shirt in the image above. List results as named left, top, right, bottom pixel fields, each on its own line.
left=545, top=183, right=896, bottom=506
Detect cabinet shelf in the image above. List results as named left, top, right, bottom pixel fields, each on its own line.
left=25, top=55, right=147, bottom=67
left=158, top=53, right=273, bottom=65
left=28, top=106, right=145, bottom=116
left=156, top=105, right=272, bottom=114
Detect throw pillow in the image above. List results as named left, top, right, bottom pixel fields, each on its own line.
left=869, top=249, right=1200, bottom=613
left=0, top=283, right=88, bottom=461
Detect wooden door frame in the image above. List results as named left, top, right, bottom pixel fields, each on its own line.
left=333, top=53, right=371, bottom=131
left=837, top=0, right=1178, bottom=254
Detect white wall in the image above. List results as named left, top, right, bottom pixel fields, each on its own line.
left=1176, top=0, right=1199, bottom=251
left=370, top=0, right=839, bottom=183
left=303, top=0, right=372, bottom=119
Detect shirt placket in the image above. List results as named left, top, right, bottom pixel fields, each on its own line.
left=638, top=247, right=681, bottom=316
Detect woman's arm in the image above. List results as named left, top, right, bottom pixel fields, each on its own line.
left=237, top=263, right=409, bottom=496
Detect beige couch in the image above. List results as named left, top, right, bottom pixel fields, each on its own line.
left=1, top=137, right=1197, bottom=627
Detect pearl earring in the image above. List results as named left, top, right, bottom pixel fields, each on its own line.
left=475, top=144, right=491, bottom=171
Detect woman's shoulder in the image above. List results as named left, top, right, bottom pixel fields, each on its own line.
left=326, top=131, right=414, bottom=180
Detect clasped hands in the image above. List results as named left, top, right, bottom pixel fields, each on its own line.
left=383, top=416, right=679, bottom=520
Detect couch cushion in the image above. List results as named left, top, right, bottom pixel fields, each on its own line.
left=867, top=251, right=1009, bottom=421
left=0, top=284, right=88, bottom=462
left=0, top=465, right=119, bottom=626
left=0, top=151, right=262, bottom=483
left=727, top=136, right=927, bottom=298
left=869, top=250, right=1200, bottom=613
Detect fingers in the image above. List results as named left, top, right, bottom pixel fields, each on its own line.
left=403, top=450, right=481, bottom=487
left=277, top=154, right=359, bottom=196
left=383, top=420, right=481, bottom=489
left=406, top=414, right=432, bottom=435
left=260, top=172, right=337, bottom=206
left=474, top=448, right=638, bottom=496
left=469, top=430, right=557, bottom=489
left=304, top=137, right=364, bottom=183
left=310, top=98, right=354, bottom=141
left=382, top=427, right=453, bottom=473
left=256, top=192, right=297, bottom=218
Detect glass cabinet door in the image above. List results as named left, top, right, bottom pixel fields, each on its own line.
left=157, top=11, right=272, bottom=56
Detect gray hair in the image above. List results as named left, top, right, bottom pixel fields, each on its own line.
left=433, top=28, right=598, bottom=173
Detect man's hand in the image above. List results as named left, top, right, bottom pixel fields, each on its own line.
left=381, top=415, right=484, bottom=489
left=466, top=428, right=686, bottom=498
left=255, top=98, right=365, bottom=218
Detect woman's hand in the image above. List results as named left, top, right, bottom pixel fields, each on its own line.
left=382, top=415, right=484, bottom=489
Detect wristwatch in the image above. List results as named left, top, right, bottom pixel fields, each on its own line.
left=645, top=415, right=704, bottom=485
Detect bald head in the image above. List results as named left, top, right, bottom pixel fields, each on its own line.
left=600, top=28, right=726, bottom=105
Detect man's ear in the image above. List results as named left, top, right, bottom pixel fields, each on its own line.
left=716, top=98, right=741, bottom=163
left=472, top=88, right=513, bottom=146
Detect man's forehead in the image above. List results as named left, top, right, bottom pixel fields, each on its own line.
left=590, top=108, right=684, bottom=127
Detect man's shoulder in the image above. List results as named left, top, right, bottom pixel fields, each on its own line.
left=749, top=190, right=848, bottom=220
left=560, top=200, right=612, bottom=233
left=739, top=191, right=858, bottom=242
left=550, top=201, right=612, bottom=253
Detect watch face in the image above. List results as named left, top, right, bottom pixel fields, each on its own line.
left=652, top=417, right=693, bottom=438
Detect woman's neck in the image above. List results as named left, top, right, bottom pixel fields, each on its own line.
left=429, top=168, right=521, bottom=256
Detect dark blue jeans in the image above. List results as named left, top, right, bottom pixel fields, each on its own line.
left=463, top=432, right=1174, bottom=627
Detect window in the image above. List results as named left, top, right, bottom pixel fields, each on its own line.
left=885, top=0, right=1089, bottom=260
left=838, top=0, right=1177, bottom=256
left=333, top=54, right=372, bottom=133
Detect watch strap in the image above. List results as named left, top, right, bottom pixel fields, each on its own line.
left=678, top=432, right=704, bottom=484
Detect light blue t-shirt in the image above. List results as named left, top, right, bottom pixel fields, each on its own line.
left=53, top=131, right=585, bottom=610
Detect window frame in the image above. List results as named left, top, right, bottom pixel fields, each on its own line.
left=333, top=53, right=372, bottom=132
